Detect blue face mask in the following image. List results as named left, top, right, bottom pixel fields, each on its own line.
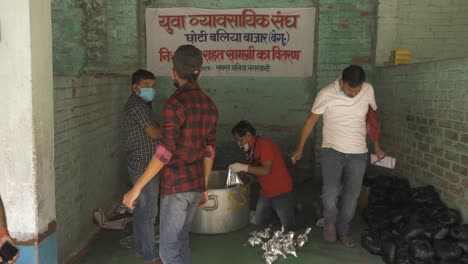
left=139, top=87, right=155, bottom=102
left=340, top=88, right=351, bottom=98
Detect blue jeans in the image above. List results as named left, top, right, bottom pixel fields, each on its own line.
left=320, top=148, right=367, bottom=235
left=255, top=192, right=296, bottom=230
left=128, top=166, right=160, bottom=262
left=160, top=192, right=202, bottom=264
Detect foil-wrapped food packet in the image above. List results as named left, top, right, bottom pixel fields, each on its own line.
left=225, top=167, right=244, bottom=187
left=282, top=240, right=297, bottom=257
left=246, top=235, right=263, bottom=247
left=263, top=252, right=278, bottom=264
left=249, top=226, right=312, bottom=263
left=296, top=227, right=312, bottom=248
left=250, top=228, right=271, bottom=240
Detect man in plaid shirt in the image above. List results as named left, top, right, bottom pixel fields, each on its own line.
left=122, top=69, right=162, bottom=264
left=123, top=45, right=218, bottom=264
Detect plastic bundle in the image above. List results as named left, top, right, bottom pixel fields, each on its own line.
left=382, top=239, right=397, bottom=264
left=362, top=174, right=466, bottom=263
left=410, top=239, right=434, bottom=261
left=246, top=226, right=311, bottom=264
left=434, top=240, right=463, bottom=261
left=450, top=224, right=468, bottom=241
left=362, top=232, right=383, bottom=255
left=435, top=209, right=461, bottom=226
left=412, top=186, right=438, bottom=204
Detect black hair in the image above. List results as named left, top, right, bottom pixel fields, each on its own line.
left=232, top=120, right=257, bottom=137
left=342, top=65, right=366, bottom=88
left=131, top=69, right=155, bottom=85
left=172, top=45, right=203, bottom=82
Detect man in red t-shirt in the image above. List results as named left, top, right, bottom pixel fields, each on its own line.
left=229, top=120, right=295, bottom=229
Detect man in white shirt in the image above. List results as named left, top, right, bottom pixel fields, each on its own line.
left=291, top=65, right=385, bottom=247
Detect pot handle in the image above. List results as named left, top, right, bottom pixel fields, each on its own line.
left=201, top=194, right=218, bottom=211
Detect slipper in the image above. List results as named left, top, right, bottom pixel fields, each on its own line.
left=323, top=222, right=336, bottom=242
left=338, top=233, right=356, bottom=248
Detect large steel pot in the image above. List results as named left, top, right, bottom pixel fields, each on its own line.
left=191, top=170, right=251, bottom=234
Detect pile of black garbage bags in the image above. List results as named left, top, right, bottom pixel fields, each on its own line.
left=361, top=175, right=468, bottom=264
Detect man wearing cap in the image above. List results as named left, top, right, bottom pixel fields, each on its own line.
left=123, top=45, right=218, bottom=264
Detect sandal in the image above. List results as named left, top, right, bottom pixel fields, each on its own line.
left=323, top=222, right=336, bottom=242
left=338, top=233, right=356, bottom=248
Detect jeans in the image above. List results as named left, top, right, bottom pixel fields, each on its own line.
left=255, top=192, right=296, bottom=230
left=159, top=192, right=202, bottom=264
left=128, top=166, right=160, bottom=262
left=320, top=148, right=367, bottom=235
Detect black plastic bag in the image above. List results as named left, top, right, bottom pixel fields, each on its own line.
left=435, top=209, right=462, bottom=226
left=451, top=225, right=468, bottom=241
left=423, top=224, right=450, bottom=240
left=391, top=207, right=413, bottom=224
left=423, top=203, right=447, bottom=218
left=363, top=206, right=388, bottom=222
left=434, top=240, right=463, bottom=261
left=383, top=239, right=397, bottom=264
left=391, top=177, right=410, bottom=190
left=372, top=175, right=395, bottom=189
left=370, top=217, right=392, bottom=231
left=412, top=186, right=438, bottom=204
left=457, top=241, right=468, bottom=253
left=389, top=178, right=411, bottom=205
left=394, top=257, right=430, bottom=264
left=396, top=242, right=411, bottom=258
left=368, top=192, right=389, bottom=206
left=410, top=239, right=434, bottom=260
left=362, top=232, right=383, bottom=255
left=459, top=255, right=468, bottom=264
left=403, top=222, right=426, bottom=241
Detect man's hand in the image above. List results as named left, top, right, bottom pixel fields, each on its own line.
left=199, top=191, right=208, bottom=208
left=230, top=163, right=248, bottom=174
left=290, top=148, right=303, bottom=165
left=374, top=145, right=386, bottom=160
left=123, top=188, right=141, bottom=210
left=0, top=235, right=19, bottom=263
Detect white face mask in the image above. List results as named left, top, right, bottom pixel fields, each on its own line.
left=238, top=142, right=249, bottom=152
left=340, top=88, right=351, bottom=98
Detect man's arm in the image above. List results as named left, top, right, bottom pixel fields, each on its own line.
left=372, top=139, right=385, bottom=160
left=199, top=155, right=214, bottom=207
left=131, top=106, right=162, bottom=140
left=144, top=124, right=162, bottom=140
left=200, top=113, right=218, bottom=207
left=291, top=113, right=321, bottom=164
left=247, top=161, right=272, bottom=176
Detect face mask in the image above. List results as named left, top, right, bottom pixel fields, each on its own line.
left=340, top=88, right=351, bottom=98
left=139, top=87, right=155, bottom=102
left=239, top=143, right=249, bottom=152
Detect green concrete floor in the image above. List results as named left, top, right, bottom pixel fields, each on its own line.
left=76, top=174, right=383, bottom=264
left=75, top=222, right=383, bottom=264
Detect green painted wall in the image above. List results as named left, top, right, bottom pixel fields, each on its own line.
left=144, top=0, right=378, bottom=167
left=375, top=58, right=468, bottom=220
left=376, top=0, right=468, bottom=64
left=51, top=0, right=378, bottom=261
left=52, top=1, right=138, bottom=262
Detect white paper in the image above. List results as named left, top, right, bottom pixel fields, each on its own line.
left=370, top=154, right=396, bottom=169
